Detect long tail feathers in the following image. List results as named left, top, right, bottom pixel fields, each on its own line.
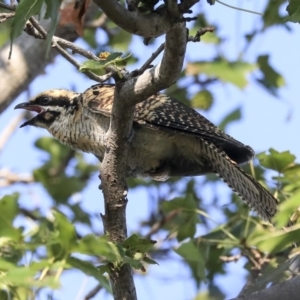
left=199, top=138, right=278, bottom=221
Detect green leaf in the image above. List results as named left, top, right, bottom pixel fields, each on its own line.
left=161, top=195, right=199, bottom=241
left=46, top=211, right=77, bottom=259
left=218, top=108, right=241, bottom=131
left=175, top=241, right=206, bottom=283
left=0, top=194, right=22, bottom=240
left=285, top=0, right=300, bottom=23
left=143, top=256, right=159, bottom=265
left=44, top=0, right=62, bottom=56
left=10, top=0, right=44, bottom=55
left=80, top=52, right=132, bottom=74
left=248, top=224, right=300, bottom=253
left=257, top=149, right=296, bottom=173
left=191, top=90, right=213, bottom=111
left=186, top=60, right=256, bottom=89
left=276, top=190, right=300, bottom=227
left=0, top=259, right=59, bottom=289
left=67, top=257, right=111, bottom=292
left=262, top=0, right=287, bottom=29
left=76, top=235, right=121, bottom=262
left=108, top=26, right=132, bottom=50
left=256, top=55, right=285, bottom=96
left=123, top=234, right=156, bottom=254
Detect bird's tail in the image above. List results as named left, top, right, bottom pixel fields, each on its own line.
left=198, top=138, right=278, bottom=221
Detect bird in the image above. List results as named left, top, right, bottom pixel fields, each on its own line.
left=15, top=84, right=278, bottom=221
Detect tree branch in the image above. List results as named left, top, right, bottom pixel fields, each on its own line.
left=99, top=21, right=187, bottom=300
left=232, top=276, right=300, bottom=300
left=93, top=0, right=173, bottom=37
left=121, top=22, right=187, bottom=104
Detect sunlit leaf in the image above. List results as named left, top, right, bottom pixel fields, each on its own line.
left=257, top=149, right=296, bottom=173
left=186, top=60, right=256, bottom=89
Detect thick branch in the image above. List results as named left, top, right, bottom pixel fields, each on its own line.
left=121, top=22, right=187, bottom=103
left=100, top=21, right=187, bottom=300
left=232, top=276, right=300, bottom=300
left=93, top=0, right=173, bottom=37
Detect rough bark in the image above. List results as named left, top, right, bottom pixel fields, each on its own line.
left=232, top=276, right=300, bottom=300
left=100, top=22, right=187, bottom=300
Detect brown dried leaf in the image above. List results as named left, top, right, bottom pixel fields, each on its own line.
left=60, top=0, right=91, bottom=36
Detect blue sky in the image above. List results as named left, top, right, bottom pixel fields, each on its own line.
left=1, top=1, right=300, bottom=299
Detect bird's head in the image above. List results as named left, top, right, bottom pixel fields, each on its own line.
left=15, top=90, right=80, bottom=129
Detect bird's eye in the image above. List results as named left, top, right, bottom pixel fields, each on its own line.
left=40, top=97, right=50, bottom=105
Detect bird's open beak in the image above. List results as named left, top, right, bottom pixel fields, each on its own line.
left=14, top=102, right=44, bottom=113
left=14, top=102, right=44, bottom=128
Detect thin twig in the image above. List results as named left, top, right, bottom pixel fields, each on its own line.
left=188, top=26, right=215, bottom=42
left=216, top=0, right=262, bottom=16
left=145, top=210, right=180, bottom=239
left=84, top=284, right=102, bottom=300
left=52, top=36, right=99, bottom=61
left=0, top=112, right=27, bottom=153
left=134, top=43, right=165, bottom=76
left=28, top=16, right=110, bottom=82
left=219, top=253, right=242, bottom=263
left=0, top=169, right=34, bottom=187
left=0, top=12, right=14, bottom=23
left=0, top=2, right=15, bottom=11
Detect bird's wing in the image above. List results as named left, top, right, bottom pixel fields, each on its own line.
left=83, top=84, right=254, bottom=165
left=83, top=84, right=279, bottom=219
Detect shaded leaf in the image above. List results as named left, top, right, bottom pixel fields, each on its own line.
left=285, top=0, right=300, bottom=23
left=44, top=0, right=62, bottom=56
left=262, top=0, right=287, bottom=29
left=123, top=234, right=156, bottom=254
left=175, top=241, right=206, bottom=284
left=10, top=0, right=43, bottom=42
left=218, top=108, right=241, bottom=131
left=256, top=55, right=285, bottom=96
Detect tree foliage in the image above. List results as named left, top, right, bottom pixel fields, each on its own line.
left=0, top=0, right=300, bottom=299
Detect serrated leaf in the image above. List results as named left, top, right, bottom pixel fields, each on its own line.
left=186, top=60, right=256, bottom=89
left=257, top=149, right=296, bottom=173
left=123, top=234, right=156, bottom=254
